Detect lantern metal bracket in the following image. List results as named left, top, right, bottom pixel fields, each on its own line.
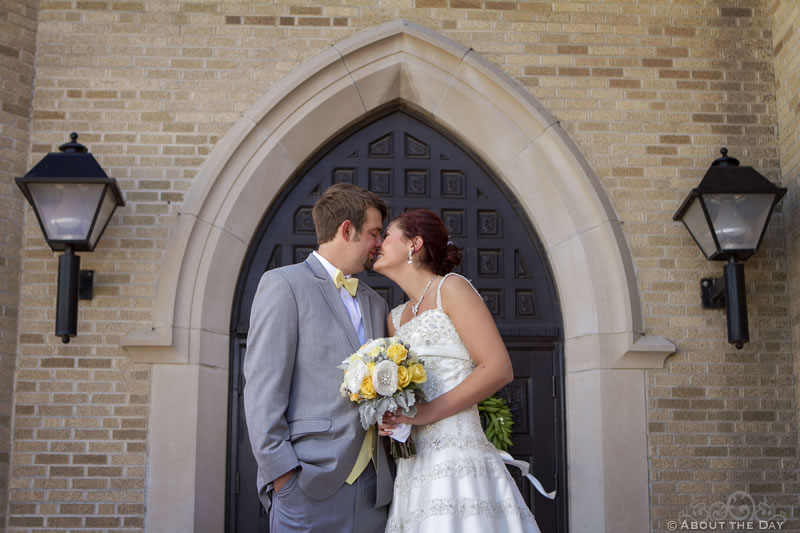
left=700, top=277, right=725, bottom=309
left=79, top=270, right=94, bottom=300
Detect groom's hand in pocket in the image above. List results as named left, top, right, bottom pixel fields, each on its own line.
left=273, top=469, right=295, bottom=493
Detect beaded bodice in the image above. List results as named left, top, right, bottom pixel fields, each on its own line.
left=392, top=307, right=475, bottom=403
left=393, top=308, right=467, bottom=353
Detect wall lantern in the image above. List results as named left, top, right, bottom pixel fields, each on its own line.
left=16, top=132, right=125, bottom=343
left=673, top=148, right=786, bottom=349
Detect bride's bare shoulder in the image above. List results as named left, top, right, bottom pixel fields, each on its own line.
left=439, top=274, right=482, bottom=307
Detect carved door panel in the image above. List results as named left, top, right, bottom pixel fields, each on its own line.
left=228, top=108, right=567, bottom=532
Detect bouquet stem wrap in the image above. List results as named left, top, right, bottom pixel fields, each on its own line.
left=388, top=423, right=413, bottom=458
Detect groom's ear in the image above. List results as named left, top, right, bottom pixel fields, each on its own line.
left=339, top=220, right=354, bottom=241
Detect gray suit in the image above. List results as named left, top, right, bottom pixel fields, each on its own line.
left=243, top=254, right=393, bottom=531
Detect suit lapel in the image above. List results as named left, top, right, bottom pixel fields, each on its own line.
left=356, top=283, right=374, bottom=342
left=305, top=255, right=361, bottom=351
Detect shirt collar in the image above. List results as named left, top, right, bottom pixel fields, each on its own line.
left=312, top=251, right=348, bottom=281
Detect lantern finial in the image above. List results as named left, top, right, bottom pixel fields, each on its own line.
left=59, top=132, right=88, bottom=154
left=711, top=147, right=739, bottom=167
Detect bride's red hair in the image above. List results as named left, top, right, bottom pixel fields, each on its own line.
left=391, top=209, right=461, bottom=275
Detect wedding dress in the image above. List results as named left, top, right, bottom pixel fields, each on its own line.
left=385, top=274, right=541, bottom=533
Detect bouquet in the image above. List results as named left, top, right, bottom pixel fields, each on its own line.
left=339, top=337, right=427, bottom=458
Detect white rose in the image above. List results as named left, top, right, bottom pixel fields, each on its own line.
left=344, top=360, right=369, bottom=394
left=359, top=338, right=382, bottom=353
left=372, top=360, right=399, bottom=396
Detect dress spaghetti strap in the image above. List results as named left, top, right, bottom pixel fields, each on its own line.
left=435, top=272, right=482, bottom=310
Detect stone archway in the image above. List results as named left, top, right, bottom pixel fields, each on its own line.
left=122, top=20, right=674, bottom=532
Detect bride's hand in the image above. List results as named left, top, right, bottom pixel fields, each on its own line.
left=378, top=412, right=397, bottom=437
left=395, top=402, right=436, bottom=426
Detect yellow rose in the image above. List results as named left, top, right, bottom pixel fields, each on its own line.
left=367, top=362, right=376, bottom=375
left=349, top=392, right=360, bottom=402
left=360, top=376, right=377, bottom=399
left=397, top=366, right=411, bottom=388
left=409, top=363, right=427, bottom=384
left=387, top=343, right=408, bottom=364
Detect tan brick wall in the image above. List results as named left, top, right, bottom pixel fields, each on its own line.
left=771, top=0, right=800, bottom=494
left=7, top=0, right=798, bottom=531
left=1, top=1, right=38, bottom=531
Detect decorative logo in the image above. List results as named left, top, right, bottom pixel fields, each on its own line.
left=675, top=491, right=786, bottom=529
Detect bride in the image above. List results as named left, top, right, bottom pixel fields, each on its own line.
left=373, top=208, right=541, bottom=533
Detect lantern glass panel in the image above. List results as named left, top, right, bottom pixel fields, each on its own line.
left=27, top=182, right=105, bottom=241
left=705, top=193, right=774, bottom=251
left=682, top=197, right=718, bottom=258
left=88, top=187, right=118, bottom=248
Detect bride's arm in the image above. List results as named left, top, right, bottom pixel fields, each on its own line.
left=395, top=275, right=513, bottom=427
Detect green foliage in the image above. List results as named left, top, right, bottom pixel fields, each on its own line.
left=478, top=395, right=513, bottom=451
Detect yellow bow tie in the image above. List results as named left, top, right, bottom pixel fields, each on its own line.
left=333, top=269, right=359, bottom=297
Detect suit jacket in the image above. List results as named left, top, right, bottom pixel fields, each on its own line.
left=243, top=254, right=393, bottom=510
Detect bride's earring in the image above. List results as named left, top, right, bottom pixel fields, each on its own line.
left=407, top=248, right=414, bottom=264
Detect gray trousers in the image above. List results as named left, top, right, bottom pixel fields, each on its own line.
left=269, top=463, right=388, bottom=533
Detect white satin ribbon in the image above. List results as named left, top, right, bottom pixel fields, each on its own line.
left=389, top=422, right=412, bottom=443
left=412, top=346, right=471, bottom=360
left=498, top=450, right=557, bottom=500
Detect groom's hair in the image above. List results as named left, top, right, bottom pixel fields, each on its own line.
left=312, top=184, right=388, bottom=244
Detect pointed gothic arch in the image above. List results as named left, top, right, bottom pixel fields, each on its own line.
left=122, top=20, right=674, bottom=532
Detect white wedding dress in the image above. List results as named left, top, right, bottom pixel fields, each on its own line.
left=385, top=274, right=541, bottom=533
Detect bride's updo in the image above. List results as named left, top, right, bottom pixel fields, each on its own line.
left=391, top=209, right=461, bottom=276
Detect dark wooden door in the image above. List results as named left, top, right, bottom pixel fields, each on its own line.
left=227, top=108, right=567, bottom=532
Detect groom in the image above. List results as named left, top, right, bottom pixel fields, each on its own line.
left=243, top=183, right=393, bottom=532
